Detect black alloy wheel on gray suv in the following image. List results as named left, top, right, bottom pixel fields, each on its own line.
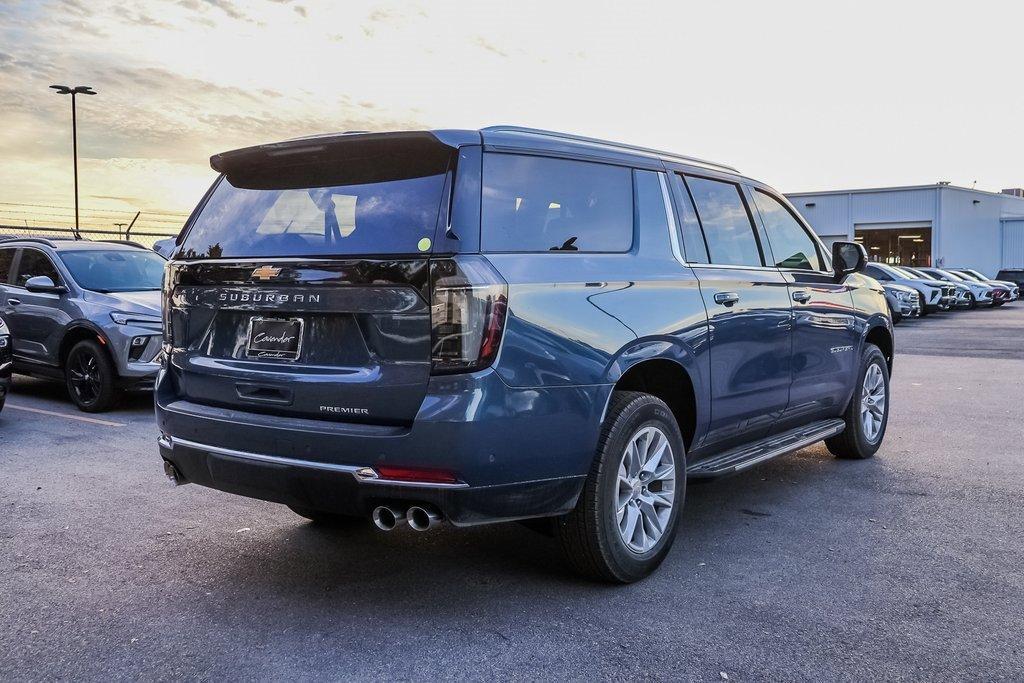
left=65, top=340, right=118, bottom=412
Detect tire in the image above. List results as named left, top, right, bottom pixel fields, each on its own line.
left=917, top=293, right=929, bottom=316
left=288, top=505, right=362, bottom=527
left=888, top=304, right=902, bottom=325
left=64, top=339, right=118, bottom=412
left=967, top=293, right=977, bottom=310
left=826, top=343, right=890, bottom=460
left=556, top=391, right=686, bottom=583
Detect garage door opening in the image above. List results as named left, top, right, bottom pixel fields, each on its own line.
left=855, top=225, right=932, bottom=266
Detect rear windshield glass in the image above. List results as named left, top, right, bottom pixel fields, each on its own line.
left=59, top=250, right=166, bottom=292
left=179, top=150, right=450, bottom=259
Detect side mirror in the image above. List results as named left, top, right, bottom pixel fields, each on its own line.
left=832, top=241, right=867, bottom=282
left=24, top=275, right=68, bottom=294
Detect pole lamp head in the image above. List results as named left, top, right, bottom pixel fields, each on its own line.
left=50, top=85, right=97, bottom=96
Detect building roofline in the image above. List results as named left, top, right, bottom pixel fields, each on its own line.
left=786, top=183, right=1024, bottom=200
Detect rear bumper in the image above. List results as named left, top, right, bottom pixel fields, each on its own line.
left=155, top=368, right=606, bottom=525
left=158, top=435, right=584, bottom=526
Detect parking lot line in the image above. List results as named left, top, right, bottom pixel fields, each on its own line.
left=5, top=403, right=126, bottom=427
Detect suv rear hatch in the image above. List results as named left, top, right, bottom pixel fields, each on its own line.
left=164, top=133, right=454, bottom=426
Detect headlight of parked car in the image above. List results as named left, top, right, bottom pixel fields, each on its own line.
left=110, top=311, right=162, bottom=328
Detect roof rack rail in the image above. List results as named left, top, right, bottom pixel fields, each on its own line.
left=98, top=239, right=148, bottom=249
left=481, top=125, right=740, bottom=173
left=0, top=236, right=76, bottom=248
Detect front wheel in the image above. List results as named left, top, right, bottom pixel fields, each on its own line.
left=65, top=340, right=119, bottom=412
left=826, top=343, right=890, bottom=459
left=556, top=391, right=686, bottom=583
left=967, top=293, right=977, bottom=309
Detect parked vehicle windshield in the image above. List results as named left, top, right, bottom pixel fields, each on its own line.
left=59, top=250, right=166, bottom=292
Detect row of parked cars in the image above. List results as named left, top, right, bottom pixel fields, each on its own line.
left=864, top=262, right=1020, bottom=323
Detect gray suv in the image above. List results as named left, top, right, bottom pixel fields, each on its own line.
left=0, top=238, right=165, bottom=412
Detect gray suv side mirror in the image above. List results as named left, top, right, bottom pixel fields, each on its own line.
left=832, top=241, right=867, bottom=282
left=24, top=275, right=68, bottom=294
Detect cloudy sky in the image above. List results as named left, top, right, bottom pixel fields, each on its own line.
left=3, top=0, right=1024, bottom=233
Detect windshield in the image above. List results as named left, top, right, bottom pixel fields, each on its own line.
left=59, top=250, right=166, bottom=292
left=932, top=269, right=962, bottom=281
left=963, top=269, right=988, bottom=280
left=890, top=266, right=919, bottom=279
left=179, top=149, right=451, bottom=260
left=954, top=270, right=982, bottom=281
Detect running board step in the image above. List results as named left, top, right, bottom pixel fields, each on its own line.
left=687, top=418, right=845, bottom=478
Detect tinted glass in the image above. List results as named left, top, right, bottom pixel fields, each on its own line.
left=753, top=190, right=821, bottom=270
left=670, top=174, right=709, bottom=263
left=685, top=176, right=762, bottom=267
left=180, top=169, right=448, bottom=260
left=15, top=249, right=61, bottom=286
left=864, top=264, right=893, bottom=280
left=59, top=250, right=165, bottom=292
left=481, top=154, right=633, bottom=252
left=0, top=248, right=14, bottom=283
left=634, top=170, right=670, bottom=246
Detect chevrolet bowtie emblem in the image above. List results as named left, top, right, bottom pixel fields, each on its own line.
left=251, top=265, right=282, bottom=280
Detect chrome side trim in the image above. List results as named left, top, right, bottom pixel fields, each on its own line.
left=161, top=436, right=470, bottom=489
left=659, top=172, right=688, bottom=267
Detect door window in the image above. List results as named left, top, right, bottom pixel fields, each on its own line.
left=752, top=190, right=823, bottom=271
left=14, top=249, right=61, bottom=287
left=0, top=248, right=14, bottom=284
left=685, top=176, right=762, bottom=267
left=481, top=153, right=634, bottom=253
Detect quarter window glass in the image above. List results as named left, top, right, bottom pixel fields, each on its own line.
left=482, top=154, right=633, bottom=252
left=753, top=190, right=822, bottom=271
left=670, top=174, right=709, bottom=263
left=0, top=248, right=14, bottom=283
left=633, top=170, right=670, bottom=247
left=15, top=249, right=61, bottom=286
left=685, top=176, right=762, bottom=267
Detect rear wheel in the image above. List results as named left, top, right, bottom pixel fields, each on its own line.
left=556, top=391, right=685, bottom=583
left=65, top=340, right=118, bottom=412
left=826, top=343, right=889, bottom=459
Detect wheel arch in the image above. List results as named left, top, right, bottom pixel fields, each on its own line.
left=863, top=322, right=893, bottom=375
left=607, top=354, right=701, bottom=451
left=59, top=323, right=116, bottom=371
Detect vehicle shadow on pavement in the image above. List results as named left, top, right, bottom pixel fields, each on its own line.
left=188, top=444, right=879, bottom=606
left=9, top=375, right=153, bottom=414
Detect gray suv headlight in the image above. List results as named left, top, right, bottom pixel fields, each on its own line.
left=110, top=311, right=162, bottom=328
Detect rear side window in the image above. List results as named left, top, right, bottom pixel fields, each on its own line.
left=670, top=174, right=709, bottom=263
left=481, top=154, right=633, bottom=252
left=14, top=249, right=61, bottom=287
left=752, top=190, right=823, bottom=271
left=0, top=248, right=14, bottom=283
left=685, top=176, right=762, bottom=267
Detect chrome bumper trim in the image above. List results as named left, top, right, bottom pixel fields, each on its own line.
left=159, top=435, right=470, bottom=488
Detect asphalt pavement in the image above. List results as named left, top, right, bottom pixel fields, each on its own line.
left=1, top=305, right=1022, bottom=681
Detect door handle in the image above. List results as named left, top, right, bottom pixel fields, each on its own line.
left=7, top=298, right=21, bottom=306
left=713, top=291, right=740, bottom=306
left=792, top=291, right=811, bottom=304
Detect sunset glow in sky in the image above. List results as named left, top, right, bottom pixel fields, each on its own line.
left=3, top=0, right=1024, bottom=234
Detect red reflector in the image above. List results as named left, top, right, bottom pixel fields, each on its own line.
left=375, top=466, right=459, bottom=484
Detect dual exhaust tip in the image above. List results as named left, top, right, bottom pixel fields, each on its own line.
left=372, top=504, right=441, bottom=532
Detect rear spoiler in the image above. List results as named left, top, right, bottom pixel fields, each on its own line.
left=210, top=130, right=479, bottom=189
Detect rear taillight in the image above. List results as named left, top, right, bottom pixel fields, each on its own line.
left=429, top=256, right=508, bottom=375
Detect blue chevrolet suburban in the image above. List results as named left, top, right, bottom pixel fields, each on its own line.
left=156, top=127, right=892, bottom=582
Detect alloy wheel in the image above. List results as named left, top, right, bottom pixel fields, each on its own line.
left=616, top=426, right=676, bottom=554
left=860, top=363, right=886, bottom=443
left=68, top=349, right=102, bottom=405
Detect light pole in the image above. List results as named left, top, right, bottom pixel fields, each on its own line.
left=49, top=85, right=97, bottom=239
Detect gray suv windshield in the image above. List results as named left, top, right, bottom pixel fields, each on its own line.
left=58, top=250, right=165, bottom=292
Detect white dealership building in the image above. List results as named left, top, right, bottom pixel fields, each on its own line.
left=785, top=184, right=1024, bottom=276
